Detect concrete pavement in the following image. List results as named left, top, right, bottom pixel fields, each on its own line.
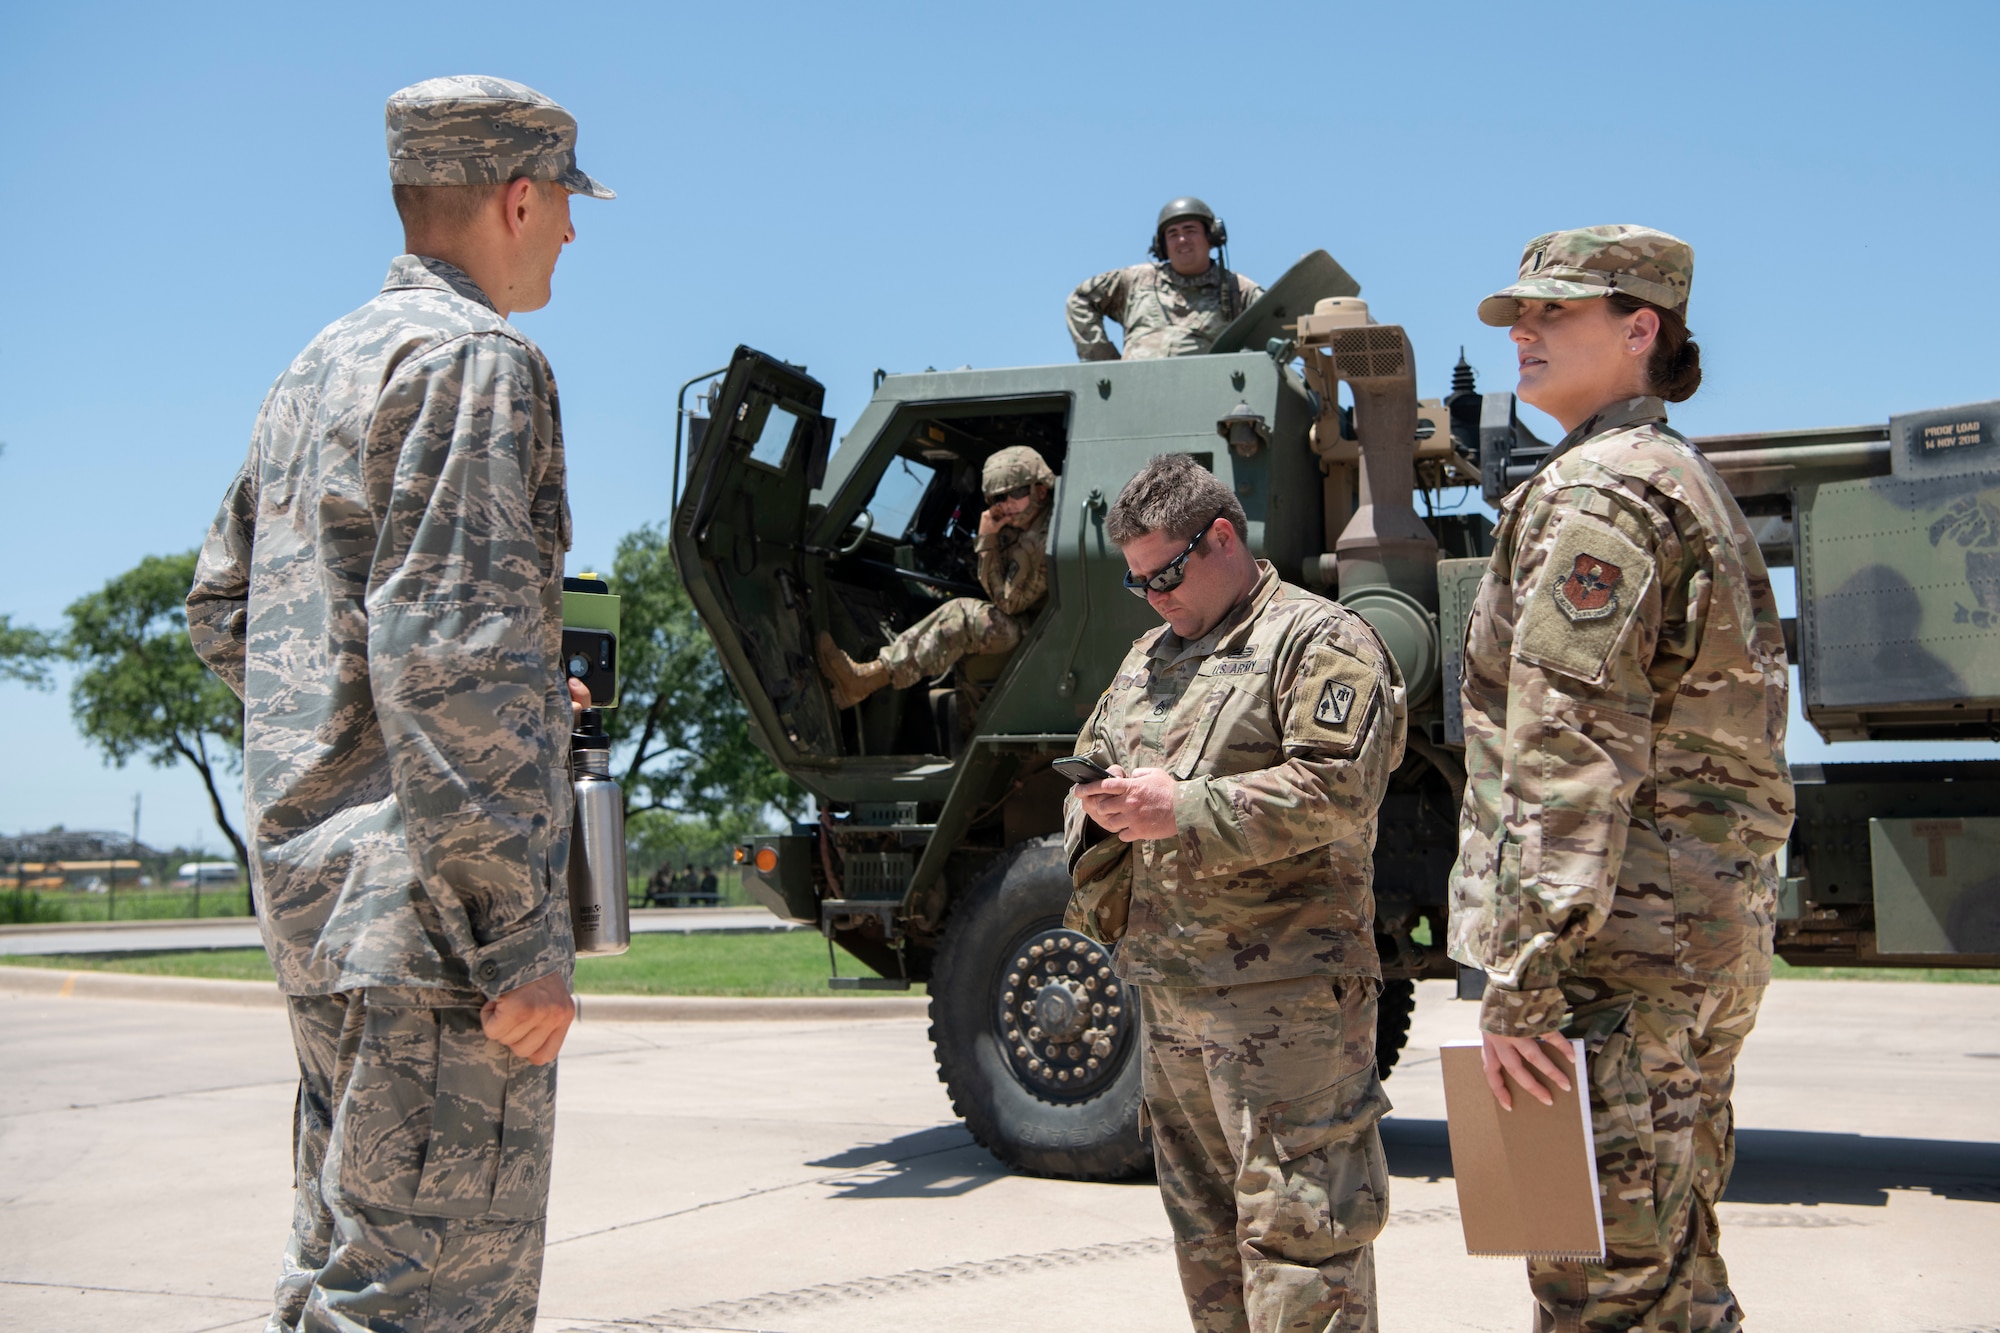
left=0, top=906, right=796, bottom=956
left=1, top=977, right=1995, bottom=1332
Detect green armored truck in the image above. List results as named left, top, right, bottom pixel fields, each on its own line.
left=668, top=250, right=2000, bottom=1181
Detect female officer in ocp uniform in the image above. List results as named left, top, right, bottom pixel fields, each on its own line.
left=1446, top=226, right=1795, bottom=1333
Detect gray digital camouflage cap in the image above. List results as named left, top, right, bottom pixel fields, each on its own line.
left=386, top=75, right=615, bottom=199
left=983, top=446, right=1055, bottom=497
left=1478, top=225, right=1690, bottom=326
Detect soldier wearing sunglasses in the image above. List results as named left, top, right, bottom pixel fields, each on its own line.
left=817, top=446, right=1055, bottom=708
left=1062, top=452, right=1407, bottom=1333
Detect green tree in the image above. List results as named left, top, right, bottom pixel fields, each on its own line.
left=0, top=614, right=55, bottom=688
left=625, top=805, right=765, bottom=887
left=602, top=525, right=804, bottom=832
left=64, top=551, right=247, bottom=866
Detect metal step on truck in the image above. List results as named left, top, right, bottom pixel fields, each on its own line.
left=667, top=249, right=2000, bottom=1181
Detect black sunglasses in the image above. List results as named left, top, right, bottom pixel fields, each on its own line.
left=984, top=483, right=1035, bottom=505
left=1123, top=510, right=1226, bottom=597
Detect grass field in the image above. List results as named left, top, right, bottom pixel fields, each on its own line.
left=1770, top=956, right=1999, bottom=983
left=0, top=930, right=922, bottom=996
left=1406, top=918, right=1995, bottom=983
left=2, top=888, right=259, bottom=925
left=2, top=875, right=759, bottom=926
left=2, top=934, right=1989, bottom=991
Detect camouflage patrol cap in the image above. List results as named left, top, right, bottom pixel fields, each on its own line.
left=1477, top=225, right=1691, bottom=327
left=982, top=446, right=1055, bottom=497
left=386, top=75, right=615, bottom=199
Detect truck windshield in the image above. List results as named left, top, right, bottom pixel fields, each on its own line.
left=870, top=455, right=938, bottom=540
left=748, top=403, right=802, bottom=470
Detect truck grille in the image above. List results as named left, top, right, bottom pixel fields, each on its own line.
left=843, top=851, right=913, bottom=900
left=851, top=802, right=921, bottom=826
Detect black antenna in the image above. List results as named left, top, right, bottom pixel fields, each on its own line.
left=1451, top=347, right=1477, bottom=396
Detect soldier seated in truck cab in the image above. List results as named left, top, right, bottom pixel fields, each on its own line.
left=816, top=446, right=1054, bottom=708
left=1066, top=197, right=1263, bottom=361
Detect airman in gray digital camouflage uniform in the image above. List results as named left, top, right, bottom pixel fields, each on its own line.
left=1063, top=453, right=1406, bottom=1333
left=1067, top=198, right=1264, bottom=360
left=187, top=75, right=613, bottom=1333
left=816, top=444, right=1055, bottom=707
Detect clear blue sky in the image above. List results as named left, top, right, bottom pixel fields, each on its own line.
left=3, top=1, right=1996, bottom=850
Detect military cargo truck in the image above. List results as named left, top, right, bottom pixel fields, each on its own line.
left=669, top=250, right=2000, bottom=1181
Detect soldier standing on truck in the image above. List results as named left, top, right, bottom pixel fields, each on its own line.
left=1063, top=453, right=1406, bottom=1333
left=815, top=445, right=1055, bottom=707
left=1066, top=198, right=1264, bottom=360
left=1447, top=225, right=1795, bottom=1333
left=186, top=76, right=611, bottom=1332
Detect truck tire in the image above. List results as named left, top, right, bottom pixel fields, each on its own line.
left=928, top=836, right=1150, bottom=1181
left=1376, top=977, right=1415, bottom=1080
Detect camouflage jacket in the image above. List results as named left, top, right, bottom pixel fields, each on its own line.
left=974, top=504, right=1050, bottom=616
left=1066, top=262, right=1263, bottom=361
left=187, top=255, right=575, bottom=1000
left=1063, top=563, right=1407, bottom=986
left=1446, top=396, right=1795, bottom=1036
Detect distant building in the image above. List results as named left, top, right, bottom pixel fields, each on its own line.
left=1, top=828, right=165, bottom=890
left=0, top=828, right=161, bottom=861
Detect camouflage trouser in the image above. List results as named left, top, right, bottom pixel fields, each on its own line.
left=274, top=987, right=557, bottom=1333
left=878, top=597, right=1023, bottom=688
left=1527, top=977, right=1764, bottom=1333
left=1140, top=975, right=1391, bottom=1333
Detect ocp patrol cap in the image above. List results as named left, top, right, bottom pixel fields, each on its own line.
left=1478, top=225, right=1690, bottom=326
left=386, top=75, right=615, bottom=199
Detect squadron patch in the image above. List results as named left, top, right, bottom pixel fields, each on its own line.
left=1552, top=552, right=1624, bottom=622
left=1316, top=679, right=1356, bottom=726
left=1515, top=514, right=1655, bottom=686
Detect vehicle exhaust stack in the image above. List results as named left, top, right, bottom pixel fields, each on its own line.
left=1297, top=298, right=1443, bottom=703
left=1298, top=299, right=1440, bottom=607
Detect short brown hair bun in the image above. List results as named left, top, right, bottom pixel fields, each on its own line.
left=1606, top=293, right=1703, bottom=403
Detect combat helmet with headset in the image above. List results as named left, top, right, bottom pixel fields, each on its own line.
left=1147, top=196, right=1242, bottom=320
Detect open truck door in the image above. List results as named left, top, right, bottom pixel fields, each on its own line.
left=672, top=345, right=838, bottom=766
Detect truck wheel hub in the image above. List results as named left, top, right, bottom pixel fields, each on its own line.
left=995, top=927, right=1132, bottom=1102
left=1035, top=984, right=1085, bottom=1040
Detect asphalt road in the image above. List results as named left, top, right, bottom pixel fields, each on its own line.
left=1, top=977, right=1995, bottom=1332
left=0, top=906, right=796, bottom=956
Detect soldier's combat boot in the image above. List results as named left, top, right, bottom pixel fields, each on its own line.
left=816, top=632, right=890, bottom=709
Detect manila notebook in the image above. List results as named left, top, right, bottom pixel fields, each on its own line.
left=1439, top=1039, right=1604, bottom=1260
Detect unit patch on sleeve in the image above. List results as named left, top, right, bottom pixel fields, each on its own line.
left=1553, top=552, right=1624, bottom=621
left=1316, top=679, right=1356, bottom=726
left=1283, top=641, right=1382, bottom=756
left=1516, top=513, right=1655, bottom=685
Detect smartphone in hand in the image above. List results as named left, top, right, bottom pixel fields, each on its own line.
left=1052, top=756, right=1114, bottom=785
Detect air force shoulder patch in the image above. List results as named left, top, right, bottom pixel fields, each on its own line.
left=1315, top=679, right=1356, bottom=726
left=1516, top=514, right=1655, bottom=685
left=1552, top=552, right=1624, bottom=622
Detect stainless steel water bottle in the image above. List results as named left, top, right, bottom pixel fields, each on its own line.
left=567, top=710, right=630, bottom=956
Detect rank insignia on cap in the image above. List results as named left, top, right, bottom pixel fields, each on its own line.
left=1553, top=553, right=1623, bottom=622
left=1315, top=679, right=1356, bottom=726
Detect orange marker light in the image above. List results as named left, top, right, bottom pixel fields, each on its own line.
left=754, top=847, right=779, bottom=874
left=733, top=847, right=746, bottom=864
